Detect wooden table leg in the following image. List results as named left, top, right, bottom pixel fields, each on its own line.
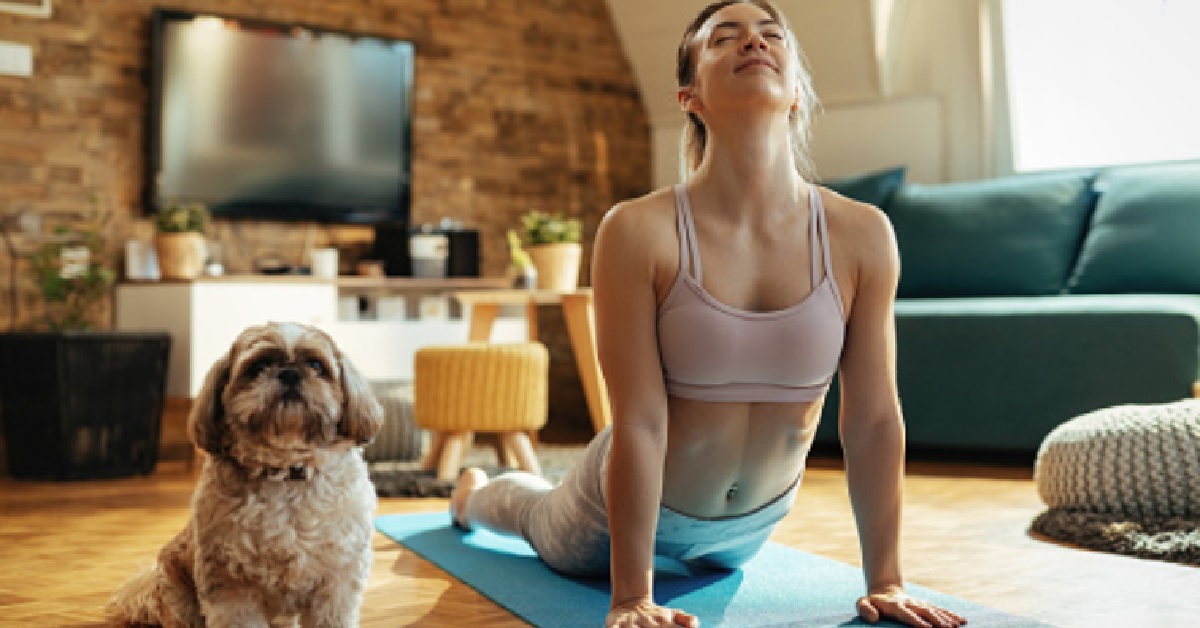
left=467, top=303, right=500, bottom=342
left=561, top=292, right=612, bottom=433
left=525, top=301, right=538, bottom=342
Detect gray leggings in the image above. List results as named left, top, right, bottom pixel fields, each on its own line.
left=461, top=426, right=801, bottom=577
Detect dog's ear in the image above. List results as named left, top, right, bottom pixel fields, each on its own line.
left=189, top=350, right=232, bottom=456
left=336, top=348, right=383, bottom=445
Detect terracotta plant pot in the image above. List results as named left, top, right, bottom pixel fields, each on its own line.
left=525, top=242, right=581, bottom=291
left=155, top=232, right=207, bottom=280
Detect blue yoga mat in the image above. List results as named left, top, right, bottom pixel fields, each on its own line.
left=376, top=512, right=1049, bottom=628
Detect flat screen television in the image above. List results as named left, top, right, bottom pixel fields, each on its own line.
left=145, top=8, right=414, bottom=225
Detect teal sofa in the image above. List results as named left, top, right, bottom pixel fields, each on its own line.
left=817, top=162, right=1200, bottom=455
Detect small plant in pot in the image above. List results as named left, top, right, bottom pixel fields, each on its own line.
left=0, top=204, right=171, bottom=480
left=26, top=210, right=116, bottom=331
left=518, top=211, right=583, bottom=291
left=154, top=202, right=210, bottom=280
left=505, top=230, right=537, bottom=289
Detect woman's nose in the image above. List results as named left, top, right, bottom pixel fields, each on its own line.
left=742, top=33, right=768, bottom=52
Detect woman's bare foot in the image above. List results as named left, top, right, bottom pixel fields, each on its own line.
left=450, top=467, right=489, bottom=529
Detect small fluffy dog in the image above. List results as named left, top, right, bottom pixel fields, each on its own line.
left=108, top=322, right=383, bottom=627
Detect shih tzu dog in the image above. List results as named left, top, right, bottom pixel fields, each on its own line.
left=108, top=321, right=383, bottom=627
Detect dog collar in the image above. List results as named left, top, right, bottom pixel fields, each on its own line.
left=263, top=465, right=314, bottom=481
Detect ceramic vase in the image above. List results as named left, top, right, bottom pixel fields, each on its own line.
left=155, top=232, right=207, bottom=280
left=525, top=243, right=581, bottom=291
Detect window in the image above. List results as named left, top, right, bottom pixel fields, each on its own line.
left=1001, top=0, right=1200, bottom=171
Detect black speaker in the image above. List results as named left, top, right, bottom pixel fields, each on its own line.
left=372, top=223, right=410, bottom=276
left=445, top=229, right=480, bottom=277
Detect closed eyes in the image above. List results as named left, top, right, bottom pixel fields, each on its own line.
left=712, top=31, right=785, bottom=45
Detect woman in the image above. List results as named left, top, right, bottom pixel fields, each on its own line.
left=450, top=2, right=966, bottom=627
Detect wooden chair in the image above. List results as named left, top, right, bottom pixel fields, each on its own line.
left=413, top=342, right=548, bottom=481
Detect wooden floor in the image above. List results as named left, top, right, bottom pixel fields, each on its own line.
left=1, top=456, right=1196, bottom=628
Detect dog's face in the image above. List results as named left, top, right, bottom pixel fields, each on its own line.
left=189, top=322, right=383, bottom=467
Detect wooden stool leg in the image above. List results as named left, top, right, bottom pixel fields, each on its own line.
left=501, top=432, right=541, bottom=477
left=492, top=436, right=518, bottom=469
left=437, top=431, right=474, bottom=481
left=421, top=431, right=448, bottom=472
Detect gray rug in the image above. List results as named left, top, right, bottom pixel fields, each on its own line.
left=1031, top=508, right=1200, bottom=566
left=370, top=444, right=584, bottom=498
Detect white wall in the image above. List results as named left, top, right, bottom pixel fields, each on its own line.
left=604, top=0, right=995, bottom=188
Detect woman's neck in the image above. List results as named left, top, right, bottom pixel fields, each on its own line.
left=689, top=112, right=806, bottom=221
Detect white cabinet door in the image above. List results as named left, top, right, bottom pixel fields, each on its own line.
left=115, top=284, right=194, bottom=397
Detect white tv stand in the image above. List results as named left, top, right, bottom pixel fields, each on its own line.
left=114, top=275, right=520, bottom=398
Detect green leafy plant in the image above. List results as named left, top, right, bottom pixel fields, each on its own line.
left=154, top=202, right=210, bottom=234
left=506, top=230, right=533, bottom=269
left=27, top=210, right=116, bottom=331
left=520, top=211, right=582, bottom=245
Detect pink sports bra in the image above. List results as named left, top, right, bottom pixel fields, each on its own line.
left=656, top=183, right=846, bottom=403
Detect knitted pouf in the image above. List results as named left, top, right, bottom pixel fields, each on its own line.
left=364, top=381, right=425, bottom=463
left=414, top=342, right=549, bottom=480
left=1034, top=399, right=1200, bottom=519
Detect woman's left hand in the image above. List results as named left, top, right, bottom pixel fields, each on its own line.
left=856, top=585, right=967, bottom=627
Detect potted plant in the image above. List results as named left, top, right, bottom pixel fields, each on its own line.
left=0, top=204, right=171, bottom=480
left=154, top=202, right=210, bottom=280
left=505, top=230, right=537, bottom=289
left=26, top=210, right=115, bottom=330
left=518, top=210, right=583, bottom=291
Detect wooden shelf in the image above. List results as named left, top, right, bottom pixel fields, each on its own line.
left=122, top=275, right=511, bottom=290
left=335, top=276, right=510, bottom=290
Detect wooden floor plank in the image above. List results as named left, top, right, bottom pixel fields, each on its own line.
left=1, top=457, right=1196, bottom=627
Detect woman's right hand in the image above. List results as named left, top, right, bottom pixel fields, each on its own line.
left=606, top=598, right=699, bottom=628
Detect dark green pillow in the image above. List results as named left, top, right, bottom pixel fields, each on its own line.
left=822, top=166, right=906, bottom=210
left=1066, top=162, right=1200, bottom=294
left=888, top=171, right=1097, bottom=298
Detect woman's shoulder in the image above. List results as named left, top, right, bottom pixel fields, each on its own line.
left=597, top=186, right=679, bottom=248
left=815, top=185, right=896, bottom=247
left=594, top=187, right=681, bottom=290
left=815, top=185, right=899, bottom=273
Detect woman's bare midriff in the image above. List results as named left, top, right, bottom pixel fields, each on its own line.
left=659, top=395, right=824, bottom=518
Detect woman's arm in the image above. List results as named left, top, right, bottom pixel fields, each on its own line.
left=836, top=203, right=905, bottom=593
left=593, top=200, right=696, bottom=628
left=834, top=201, right=966, bottom=628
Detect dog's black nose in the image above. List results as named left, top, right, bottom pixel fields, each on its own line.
left=277, top=367, right=301, bottom=388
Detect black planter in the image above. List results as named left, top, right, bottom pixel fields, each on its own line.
left=0, top=331, right=171, bottom=480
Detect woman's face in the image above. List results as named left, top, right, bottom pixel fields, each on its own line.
left=684, top=3, right=798, bottom=120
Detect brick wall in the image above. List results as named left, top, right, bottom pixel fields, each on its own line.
left=0, top=0, right=650, bottom=329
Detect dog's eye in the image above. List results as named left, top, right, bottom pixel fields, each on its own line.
left=246, top=359, right=272, bottom=379
left=306, top=358, right=326, bottom=376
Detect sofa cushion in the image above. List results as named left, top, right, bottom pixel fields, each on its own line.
left=821, top=166, right=905, bottom=210
left=887, top=171, right=1097, bottom=298
left=1066, top=162, right=1200, bottom=294
left=815, top=294, right=1200, bottom=452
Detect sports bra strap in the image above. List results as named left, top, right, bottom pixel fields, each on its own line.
left=810, top=184, right=845, bottom=318
left=674, top=183, right=703, bottom=283
left=675, top=182, right=841, bottom=318
left=808, top=186, right=820, bottom=288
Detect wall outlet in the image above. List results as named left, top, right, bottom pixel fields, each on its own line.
left=0, top=41, right=33, bottom=77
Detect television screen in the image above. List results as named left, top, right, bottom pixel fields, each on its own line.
left=146, top=9, right=414, bottom=225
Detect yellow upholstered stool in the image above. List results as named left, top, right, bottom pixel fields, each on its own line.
left=414, top=342, right=549, bottom=480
